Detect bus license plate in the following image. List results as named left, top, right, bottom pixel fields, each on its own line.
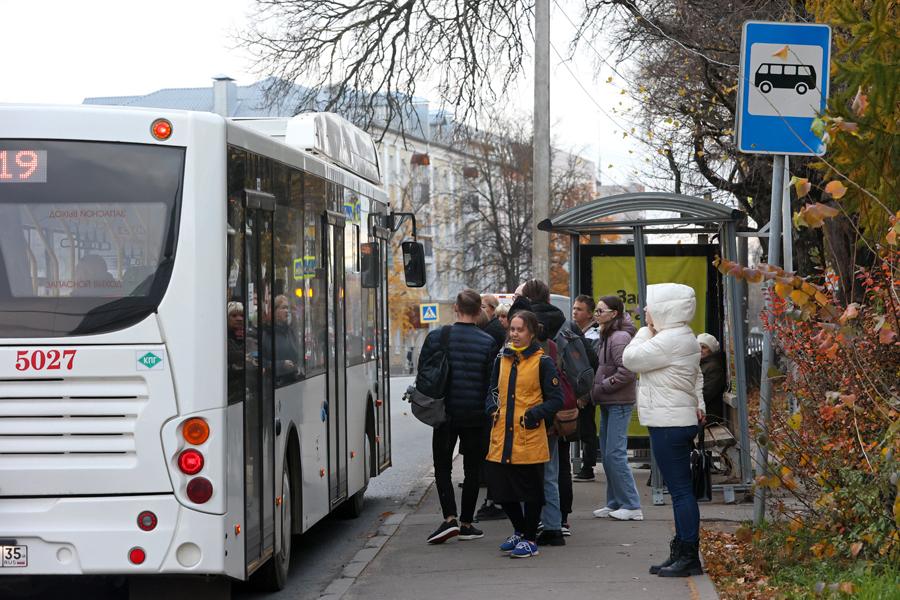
left=1, top=545, right=27, bottom=567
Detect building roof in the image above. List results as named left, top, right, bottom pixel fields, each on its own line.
left=84, top=77, right=304, bottom=118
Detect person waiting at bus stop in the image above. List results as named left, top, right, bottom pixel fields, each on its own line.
left=623, top=283, right=706, bottom=577
left=486, top=310, right=563, bottom=558
left=590, top=295, right=642, bottom=521
left=697, top=333, right=727, bottom=422
left=419, top=289, right=499, bottom=544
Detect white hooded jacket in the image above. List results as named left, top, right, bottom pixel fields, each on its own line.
left=623, top=283, right=705, bottom=427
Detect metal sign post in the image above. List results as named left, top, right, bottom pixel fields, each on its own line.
left=735, top=20, right=832, bottom=525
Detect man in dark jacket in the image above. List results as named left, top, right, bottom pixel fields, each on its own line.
left=418, top=289, right=499, bottom=544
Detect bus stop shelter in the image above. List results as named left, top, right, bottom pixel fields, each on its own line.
left=539, top=192, right=753, bottom=503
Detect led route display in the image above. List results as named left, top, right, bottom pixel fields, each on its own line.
left=0, top=149, right=47, bottom=183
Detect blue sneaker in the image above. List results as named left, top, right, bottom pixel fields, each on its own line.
left=510, top=540, right=539, bottom=558
left=499, top=533, right=523, bottom=553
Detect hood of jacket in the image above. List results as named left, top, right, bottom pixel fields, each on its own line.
left=530, top=301, right=566, bottom=341
left=645, top=283, right=696, bottom=331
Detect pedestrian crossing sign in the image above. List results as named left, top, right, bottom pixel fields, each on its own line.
left=420, top=303, right=439, bottom=323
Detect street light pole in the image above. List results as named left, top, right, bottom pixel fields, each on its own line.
left=532, top=0, right=551, bottom=283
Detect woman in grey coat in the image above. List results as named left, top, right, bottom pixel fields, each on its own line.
left=590, top=295, right=642, bottom=521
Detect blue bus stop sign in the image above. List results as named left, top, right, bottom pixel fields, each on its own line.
left=735, top=21, right=831, bottom=155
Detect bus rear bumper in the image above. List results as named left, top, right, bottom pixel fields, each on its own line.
left=0, top=495, right=227, bottom=576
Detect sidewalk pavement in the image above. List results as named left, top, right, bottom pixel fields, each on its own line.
left=342, top=456, right=753, bottom=600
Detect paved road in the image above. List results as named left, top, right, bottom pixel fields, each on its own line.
left=235, top=376, right=434, bottom=600
left=5, top=376, right=434, bottom=600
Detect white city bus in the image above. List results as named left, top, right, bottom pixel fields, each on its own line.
left=0, top=105, right=419, bottom=593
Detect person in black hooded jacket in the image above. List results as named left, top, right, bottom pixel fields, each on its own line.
left=418, top=289, right=500, bottom=545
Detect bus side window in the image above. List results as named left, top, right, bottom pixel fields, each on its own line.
left=273, top=163, right=304, bottom=386
left=304, top=174, right=328, bottom=376
left=770, top=64, right=783, bottom=75
left=226, top=147, right=247, bottom=405
left=784, top=65, right=797, bottom=76
left=798, top=65, right=811, bottom=76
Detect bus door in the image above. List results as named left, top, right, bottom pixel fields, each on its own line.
left=376, top=236, right=391, bottom=471
left=243, top=190, right=277, bottom=572
left=325, top=211, right=349, bottom=506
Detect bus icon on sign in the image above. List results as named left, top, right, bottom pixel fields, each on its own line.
left=754, top=63, right=816, bottom=95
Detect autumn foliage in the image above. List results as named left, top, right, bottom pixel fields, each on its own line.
left=714, top=221, right=899, bottom=577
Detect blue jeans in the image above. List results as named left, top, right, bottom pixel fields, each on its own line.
left=648, top=425, right=700, bottom=543
left=599, top=405, right=641, bottom=510
left=540, top=435, right=561, bottom=530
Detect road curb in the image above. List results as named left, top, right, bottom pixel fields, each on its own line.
left=319, top=471, right=437, bottom=599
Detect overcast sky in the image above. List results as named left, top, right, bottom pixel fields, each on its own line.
left=1, top=0, right=643, bottom=185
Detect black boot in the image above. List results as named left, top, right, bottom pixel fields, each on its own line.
left=649, top=537, right=679, bottom=574
left=657, top=540, right=703, bottom=577
left=536, top=529, right=566, bottom=546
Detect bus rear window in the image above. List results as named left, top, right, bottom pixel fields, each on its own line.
left=0, top=140, right=184, bottom=338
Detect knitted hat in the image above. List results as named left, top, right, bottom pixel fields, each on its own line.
left=697, top=333, right=720, bottom=353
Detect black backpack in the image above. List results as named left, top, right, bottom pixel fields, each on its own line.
left=553, top=327, right=594, bottom=400
left=414, top=326, right=451, bottom=399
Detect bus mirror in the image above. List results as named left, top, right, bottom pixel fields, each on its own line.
left=401, top=241, right=426, bottom=288
left=361, top=242, right=380, bottom=288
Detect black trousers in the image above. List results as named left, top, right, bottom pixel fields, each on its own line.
left=432, top=422, right=484, bottom=523
left=578, top=404, right=598, bottom=468
left=503, top=501, right=543, bottom=541
left=558, top=437, right=572, bottom=522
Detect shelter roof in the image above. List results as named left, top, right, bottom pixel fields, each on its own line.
left=538, top=192, right=745, bottom=235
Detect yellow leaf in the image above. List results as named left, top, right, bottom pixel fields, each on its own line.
left=678, top=88, right=687, bottom=97
left=772, top=45, right=789, bottom=60
left=852, top=86, right=869, bottom=117
left=887, top=228, right=897, bottom=245
left=850, top=542, right=863, bottom=557
left=825, top=180, right=847, bottom=199
left=787, top=412, right=802, bottom=430
left=742, top=268, right=763, bottom=283
left=790, top=289, right=810, bottom=307
left=839, top=303, right=859, bottom=324
left=775, top=281, right=793, bottom=299
left=791, top=176, right=811, bottom=199
left=606, top=76, right=613, bottom=83
left=838, top=582, right=855, bottom=595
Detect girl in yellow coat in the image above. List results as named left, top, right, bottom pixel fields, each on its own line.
left=485, top=310, right=564, bottom=558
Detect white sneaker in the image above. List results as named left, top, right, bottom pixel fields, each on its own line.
left=609, top=508, right=644, bottom=521
left=592, top=506, right=616, bottom=518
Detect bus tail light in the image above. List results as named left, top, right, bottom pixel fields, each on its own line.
left=178, top=449, right=204, bottom=475
left=182, top=418, right=209, bottom=445
left=137, top=511, right=158, bottom=531
left=129, top=547, right=146, bottom=565
left=186, top=477, right=213, bottom=504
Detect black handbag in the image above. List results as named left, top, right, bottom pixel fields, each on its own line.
left=691, top=424, right=713, bottom=502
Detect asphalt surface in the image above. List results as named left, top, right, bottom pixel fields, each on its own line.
left=235, top=376, right=434, bottom=600
left=4, top=376, right=435, bottom=600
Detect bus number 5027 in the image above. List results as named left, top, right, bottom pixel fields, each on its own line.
left=15, top=349, right=77, bottom=371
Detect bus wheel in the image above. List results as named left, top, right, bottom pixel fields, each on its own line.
left=759, top=81, right=772, bottom=93
left=795, top=82, right=808, bottom=95
left=254, top=469, right=292, bottom=590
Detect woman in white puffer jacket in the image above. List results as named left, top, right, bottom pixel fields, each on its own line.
left=623, top=283, right=705, bottom=578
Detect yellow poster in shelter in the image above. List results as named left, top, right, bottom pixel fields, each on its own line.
left=591, top=255, right=709, bottom=437
left=591, top=256, right=708, bottom=335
